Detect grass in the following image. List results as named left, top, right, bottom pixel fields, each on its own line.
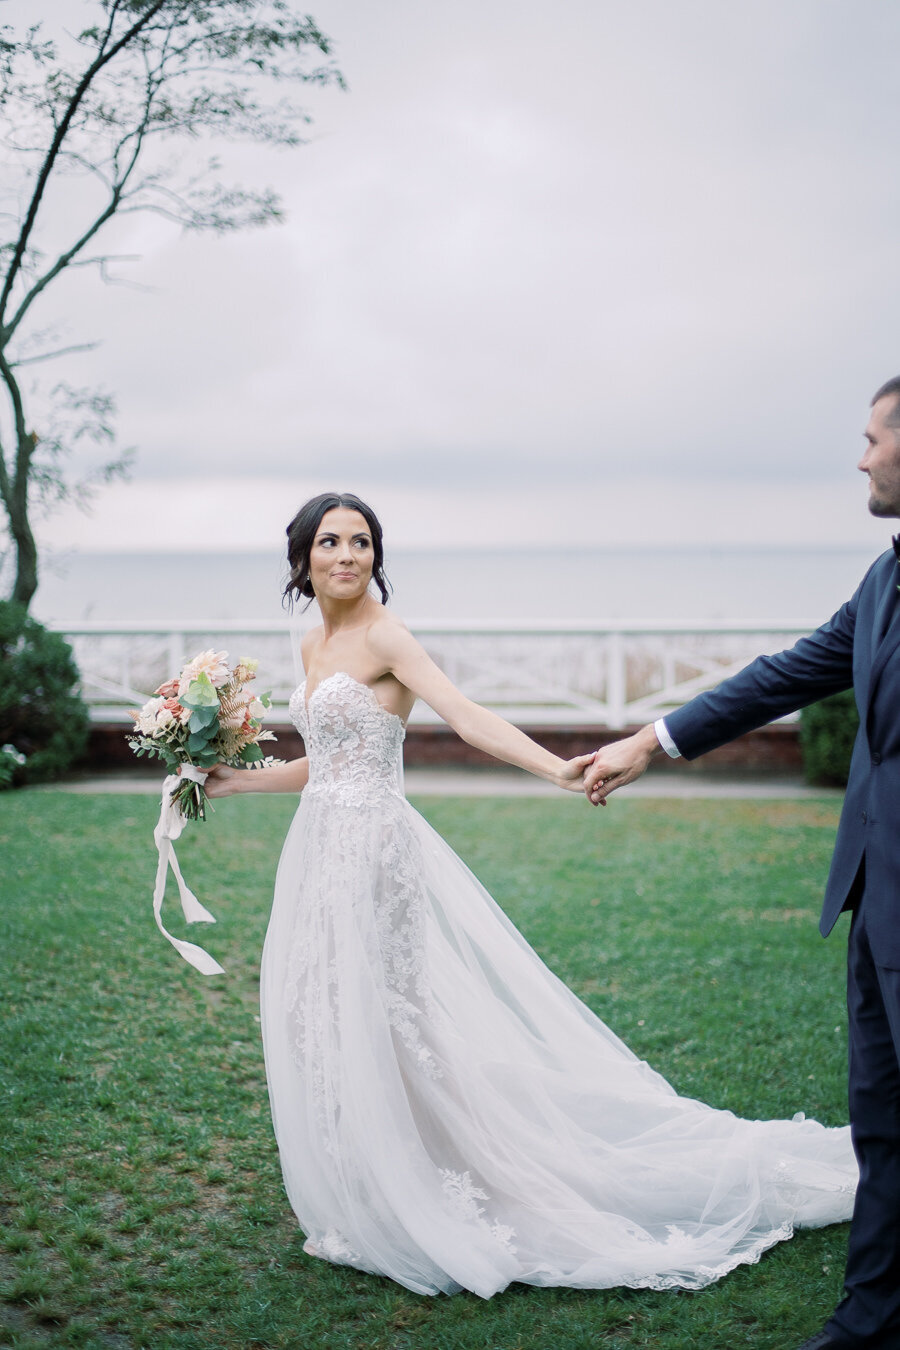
left=0, top=790, right=852, bottom=1350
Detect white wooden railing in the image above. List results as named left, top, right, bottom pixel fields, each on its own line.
left=52, top=619, right=814, bottom=730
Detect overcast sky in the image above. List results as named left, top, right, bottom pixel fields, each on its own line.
left=5, top=0, right=900, bottom=550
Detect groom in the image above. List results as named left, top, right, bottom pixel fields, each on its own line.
left=583, top=376, right=900, bottom=1350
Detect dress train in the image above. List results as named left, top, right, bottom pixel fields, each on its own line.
left=259, top=672, right=856, bottom=1298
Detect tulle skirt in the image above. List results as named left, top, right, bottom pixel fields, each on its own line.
left=259, top=788, right=856, bottom=1298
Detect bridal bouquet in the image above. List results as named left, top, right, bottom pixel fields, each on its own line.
left=127, top=650, right=278, bottom=977
left=127, top=649, right=276, bottom=821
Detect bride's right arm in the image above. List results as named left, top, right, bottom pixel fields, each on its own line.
left=205, top=757, right=310, bottom=797
left=368, top=621, right=594, bottom=791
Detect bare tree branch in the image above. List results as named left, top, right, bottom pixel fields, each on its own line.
left=0, top=0, right=171, bottom=327
left=0, top=0, right=345, bottom=607
left=4, top=102, right=154, bottom=338
left=9, top=342, right=100, bottom=369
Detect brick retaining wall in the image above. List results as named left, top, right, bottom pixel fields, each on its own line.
left=93, top=721, right=803, bottom=776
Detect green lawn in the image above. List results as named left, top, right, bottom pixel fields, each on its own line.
left=0, top=791, right=852, bottom=1350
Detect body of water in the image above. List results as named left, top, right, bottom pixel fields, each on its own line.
left=32, top=544, right=890, bottom=628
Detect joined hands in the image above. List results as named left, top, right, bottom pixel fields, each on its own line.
left=554, top=752, right=599, bottom=793
left=581, top=724, right=662, bottom=805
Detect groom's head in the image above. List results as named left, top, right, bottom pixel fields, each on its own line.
left=860, top=376, right=900, bottom=518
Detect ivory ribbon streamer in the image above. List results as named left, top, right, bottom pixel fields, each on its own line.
left=152, top=766, right=225, bottom=975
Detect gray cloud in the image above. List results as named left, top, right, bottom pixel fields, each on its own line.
left=5, top=0, right=900, bottom=505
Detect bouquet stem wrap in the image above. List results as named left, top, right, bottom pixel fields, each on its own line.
left=153, top=766, right=225, bottom=975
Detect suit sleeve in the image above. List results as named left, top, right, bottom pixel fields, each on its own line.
left=664, top=584, right=863, bottom=762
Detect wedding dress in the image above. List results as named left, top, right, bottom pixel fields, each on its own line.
left=259, top=671, right=857, bottom=1298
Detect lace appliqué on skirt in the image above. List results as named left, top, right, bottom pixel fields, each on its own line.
left=259, top=671, right=858, bottom=1300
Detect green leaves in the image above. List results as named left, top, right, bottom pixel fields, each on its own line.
left=183, top=674, right=221, bottom=750
left=239, top=743, right=264, bottom=764
left=125, top=736, right=179, bottom=774
left=184, top=672, right=219, bottom=708
left=188, top=703, right=219, bottom=735
left=0, top=601, right=89, bottom=784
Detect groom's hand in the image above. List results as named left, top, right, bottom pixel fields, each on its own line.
left=583, top=724, right=662, bottom=805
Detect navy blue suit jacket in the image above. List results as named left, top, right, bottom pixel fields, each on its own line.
left=665, top=548, right=900, bottom=966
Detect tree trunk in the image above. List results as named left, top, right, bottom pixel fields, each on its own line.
left=3, top=433, right=38, bottom=610
left=10, top=512, right=37, bottom=608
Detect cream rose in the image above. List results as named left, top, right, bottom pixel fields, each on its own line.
left=136, top=696, right=166, bottom=735
left=178, top=649, right=231, bottom=698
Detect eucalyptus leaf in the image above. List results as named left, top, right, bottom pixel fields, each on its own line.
left=187, top=729, right=214, bottom=753
left=240, top=743, right=264, bottom=763
left=184, top=672, right=219, bottom=708
left=189, top=704, right=219, bottom=733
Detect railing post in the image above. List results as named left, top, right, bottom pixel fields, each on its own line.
left=168, top=630, right=183, bottom=682
left=663, top=643, right=675, bottom=696
left=607, top=630, right=626, bottom=729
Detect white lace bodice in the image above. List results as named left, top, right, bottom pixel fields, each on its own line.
left=289, top=672, right=406, bottom=805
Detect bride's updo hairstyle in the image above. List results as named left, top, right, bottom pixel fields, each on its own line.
left=283, top=492, right=391, bottom=610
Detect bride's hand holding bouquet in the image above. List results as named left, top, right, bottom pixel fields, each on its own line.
left=126, top=649, right=280, bottom=974
left=203, top=763, right=239, bottom=797
left=128, top=650, right=277, bottom=820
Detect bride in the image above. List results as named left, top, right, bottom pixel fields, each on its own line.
left=206, top=491, right=856, bottom=1299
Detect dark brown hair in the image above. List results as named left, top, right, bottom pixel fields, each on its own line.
left=283, top=492, right=391, bottom=609
left=872, top=375, right=900, bottom=427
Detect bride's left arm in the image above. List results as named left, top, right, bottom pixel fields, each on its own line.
left=368, top=623, right=594, bottom=792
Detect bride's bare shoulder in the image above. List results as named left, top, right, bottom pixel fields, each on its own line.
left=366, top=608, right=415, bottom=656
left=301, top=625, right=325, bottom=664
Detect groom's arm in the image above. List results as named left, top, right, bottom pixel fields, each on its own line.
left=663, top=598, right=858, bottom=759
left=584, top=583, right=863, bottom=804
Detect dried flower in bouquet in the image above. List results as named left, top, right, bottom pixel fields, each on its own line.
left=127, top=650, right=278, bottom=820
left=127, top=650, right=282, bottom=974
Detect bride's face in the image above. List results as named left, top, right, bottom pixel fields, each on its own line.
left=308, top=508, right=374, bottom=600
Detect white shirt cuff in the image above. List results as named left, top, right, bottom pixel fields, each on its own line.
left=654, top=718, right=681, bottom=759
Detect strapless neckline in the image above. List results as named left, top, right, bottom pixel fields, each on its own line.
left=301, top=671, right=406, bottom=727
